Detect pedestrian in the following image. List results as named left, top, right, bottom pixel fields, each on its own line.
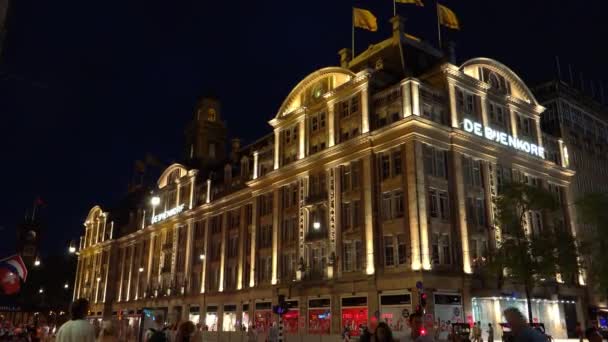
left=268, top=322, right=279, bottom=342
left=575, top=322, right=583, bottom=342
left=55, top=298, right=96, bottom=342
left=144, top=314, right=168, bottom=342
left=374, top=322, right=395, bottom=342
left=502, top=307, right=546, bottom=342
left=359, top=325, right=372, bottom=342
left=487, top=323, right=494, bottom=342
left=175, top=321, right=195, bottom=342
left=584, top=327, right=602, bottom=342
left=343, top=326, right=351, bottom=342
left=246, top=325, right=257, bottom=342
left=97, top=321, right=118, bottom=342
left=473, top=322, right=482, bottom=342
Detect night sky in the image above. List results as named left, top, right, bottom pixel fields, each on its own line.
left=0, top=0, right=606, bottom=257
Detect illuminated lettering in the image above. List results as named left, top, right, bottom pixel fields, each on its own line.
left=151, top=204, right=185, bottom=224
left=461, top=118, right=544, bottom=159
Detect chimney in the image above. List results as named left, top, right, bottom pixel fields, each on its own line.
left=390, top=15, right=406, bottom=41
left=231, top=138, right=241, bottom=163
left=338, top=48, right=352, bottom=68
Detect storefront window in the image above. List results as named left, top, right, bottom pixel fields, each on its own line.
left=205, top=306, right=218, bottom=331
left=380, top=293, right=412, bottom=340
left=309, top=298, right=331, bottom=334
left=255, top=302, right=273, bottom=334
left=342, top=296, right=368, bottom=337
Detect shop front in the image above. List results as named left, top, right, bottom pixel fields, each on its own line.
left=341, top=296, right=368, bottom=337
left=379, top=292, right=412, bottom=340
left=308, top=298, right=331, bottom=335
left=254, top=301, right=273, bottom=334
left=283, top=300, right=299, bottom=334
left=472, top=297, right=575, bottom=340
left=189, top=306, right=200, bottom=325
left=205, top=305, right=218, bottom=331
left=222, top=304, right=237, bottom=331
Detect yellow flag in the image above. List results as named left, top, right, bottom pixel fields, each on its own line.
left=353, top=8, right=378, bottom=32
left=396, top=0, right=424, bottom=7
left=437, top=4, right=460, bottom=30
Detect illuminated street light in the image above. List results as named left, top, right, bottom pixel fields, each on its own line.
left=139, top=267, right=144, bottom=273
left=39, top=288, right=44, bottom=294
left=96, top=277, right=101, bottom=282
left=64, top=283, right=69, bottom=289
left=150, top=196, right=161, bottom=206
left=34, top=257, right=41, bottom=267
left=68, top=240, right=77, bottom=254
left=313, top=222, right=321, bottom=230
left=199, top=254, right=205, bottom=260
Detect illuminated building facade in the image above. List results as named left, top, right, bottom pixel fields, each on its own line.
left=74, top=17, right=587, bottom=339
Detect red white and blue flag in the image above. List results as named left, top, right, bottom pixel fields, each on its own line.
left=0, top=255, right=27, bottom=295
left=0, top=255, right=27, bottom=282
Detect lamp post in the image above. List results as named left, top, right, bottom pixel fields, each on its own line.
left=68, top=240, right=76, bottom=254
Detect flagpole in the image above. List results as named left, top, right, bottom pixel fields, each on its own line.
left=436, top=1, right=442, bottom=50
left=352, top=8, right=355, bottom=60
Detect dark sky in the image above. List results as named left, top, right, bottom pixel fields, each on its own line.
left=0, top=0, right=606, bottom=257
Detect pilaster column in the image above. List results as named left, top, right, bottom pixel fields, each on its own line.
left=175, top=180, right=181, bottom=207
left=201, top=219, right=210, bottom=293
left=327, top=100, right=336, bottom=147
left=146, top=235, right=155, bottom=297
left=171, top=226, right=179, bottom=282
left=452, top=150, right=472, bottom=274
left=189, top=172, right=197, bottom=209
left=535, top=117, right=543, bottom=148
left=94, top=252, right=101, bottom=303
left=206, top=179, right=212, bottom=204
left=414, top=142, right=431, bottom=270
left=486, top=162, right=500, bottom=245
left=249, top=199, right=258, bottom=287
left=448, top=82, right=459, bottom=128
left=101, top=215, right=107, bottom=242
left=102, top=250, right=110, bottom=303
left=405, top=142, right=421, bottom=270
left=565, top=185, right=586, bottom=285
left=274, top=129, right=280, bottom=170
left=508, top=105, right=518, bottom=138
left=480, top=95, right=489, bottom=128
left=126, top=245, right=134, bottom=301
left=362, top=154, right=375, bottom=275
left=271, top=189, right=280, bottom=285
left=237, top=206, right=246, bottom=290
left=298, top=120, right=306, bottom=159
left=253, top=151, right=259, bottom=179
left=184, top=220, right=194, bottom=286
left=74, top=256, right=82, bottom=300
left=329, top=166, right=341, bottom=279
left=95, top=220, right=100, bottom=244
left=361, top=83, right=370, bottom=134
left=219, top=214, right=227, bottom=292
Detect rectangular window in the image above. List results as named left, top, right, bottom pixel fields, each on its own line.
left=441, top=235, right=451, bottom=265
left=393, top=191, right=404, bottom=218
left=397, top=234, right=407, bottom=265
left=343, top=241, right=353, bottom=272
left=381, top=154, right=390, bottom=180
left=392, top=150, right=402, bottom=176
left=384, top=236, right=395, bottom=266
left=382, top=192, right=392, bottom=221
left=355, top=241, right=363, bottom=270
left=351, top=161, right=360, bottom=189
left=432, top=234, right=440, bottom=265
left=428, top=188, right=438, bottom=218
left=353, top=200, right=361, bottom=228
left=439, top=191, right=450, bottom=220
left=342, top=202, right=352, bottom=230
left=351, top=96, right=360, bottom=114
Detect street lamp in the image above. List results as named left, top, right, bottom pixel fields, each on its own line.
left=151, top=196, right=161, bottom=218
left=139, top=267, right=144, bottom=273
left=199, top=254, right=205, bottom=261
left=313, top=222, right=321, bottom=230
left=39, top=288, right=44, bottom=294
left=34, top=257, right=41, bottom=267
left=68, top=240, right=76, bottom=254
left=64, top=283, right=69, bottom=289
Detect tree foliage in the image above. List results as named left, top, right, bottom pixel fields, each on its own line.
left=489, top=182, right=578, bottom=322
left=576, top=192, right=608, bottom=294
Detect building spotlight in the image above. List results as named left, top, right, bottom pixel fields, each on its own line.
left=313, top=222, right=321, bottom=230
left=139, top=267, right=144, bottom=273
left=199, top=254, right=205, bottom=260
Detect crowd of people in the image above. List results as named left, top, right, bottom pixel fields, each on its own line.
left=1, top=298, right=605, bottom=342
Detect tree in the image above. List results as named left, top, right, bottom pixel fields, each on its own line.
left=576, top=192, right=608, bottom=295
left=489, top=182, right=574, bottom=323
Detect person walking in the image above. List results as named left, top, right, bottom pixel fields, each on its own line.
left=487, top=323, right=494, bottom=342
left=503, top=307, right=546, bottom=342
left=175, top=321, right=195, bottom=342
left=55, top=298, right=96, bottom=342
left=374, top=322, right=395, bottom=342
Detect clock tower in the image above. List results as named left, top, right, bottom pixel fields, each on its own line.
left=185, top=96, right=227, bottom=170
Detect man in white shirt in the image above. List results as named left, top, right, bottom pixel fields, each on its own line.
left=55, top=298, right=96, bottom=342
